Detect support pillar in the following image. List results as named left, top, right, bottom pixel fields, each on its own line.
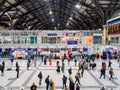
left=103, top=25, right=107, bottom=44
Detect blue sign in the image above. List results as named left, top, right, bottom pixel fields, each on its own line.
left=14, top=48, right=25, bottom=51
left=48, top=33, right=57, bottom=36
left=67, top=41, right=77, bottom=45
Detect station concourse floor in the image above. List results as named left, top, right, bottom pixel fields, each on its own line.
left=0, top=58, right=120, bottom=90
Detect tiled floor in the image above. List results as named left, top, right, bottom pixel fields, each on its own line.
left=0, top=58, right=120, bottom=90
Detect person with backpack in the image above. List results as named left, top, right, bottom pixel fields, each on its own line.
left=38, top=71, right=43, bottom=85
left=62, top=75, right=67, bottom=89
left=45, top=75, right=50, bottom=90
left=109, top=68, right=114, bottom=80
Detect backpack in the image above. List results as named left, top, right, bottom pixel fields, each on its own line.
left=109, top=70, right=112, bottom=74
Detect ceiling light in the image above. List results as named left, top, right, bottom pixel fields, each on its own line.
left=66, top=22, right=69, bottom=26
left=69, top=17, right=72, bottom=20
left=75, top=4, right=81, bottom=9
left=52, top=19, right=54, bottom=22
left=54, top=27, right=57, bottom=30
left=49, top=11, right=52, bottom=14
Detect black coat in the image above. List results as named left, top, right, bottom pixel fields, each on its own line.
left=76, top=85, right=80, bottom=90
left=38, top=72, right=42, bottom=79
left=69, top=80, right=74, bottom=90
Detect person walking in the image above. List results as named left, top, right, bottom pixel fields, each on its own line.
left=99, top=68, right=106, bottom=79
left=16, top=61, right=18, bottom=68
left=44, top=57, right=47, bottom=65
left=100, top=86, right=105, bottom=90
left=34, top=59, right=37, bottom=67
left=30, top=82, right=37, bottom=90
left=56, top=60, right=59, bottom=67
left=49, top=57, right=52, bottom=66
left=75, top=70, right=81, bottom=85
left=74, top=59, right=77, bottom=66
left=61, top=63, right=65, bottom=73
left=62, top=75, right=67, bottom=89
left=2, top=61, right=5, bottom=76
left=99, top=62, right=106, bottom=79
left=27, top=61, right=30, bottom=70
left=16, top=66, right=20, bottom=78
left=45, top=75, right=50, bottom=90
left=81, top=62, right=85, bottom=77
left=10, top=58, right=14, bottom=65
left=49, top=79, right=55, bottom=90
left=76, top=83, right=80, bottom=90
left=38, top=71, right=43, bottom=85
left=56, top=65, right=60, bottom=73
left=69, top=76, right=74, bottom=90
left=108, top=60, right=112, bottom=68
left=109, top=68, right=114, bottom=80
left=68, top=67, right=72, bottom=75
left=0, top=64, right=4, bottom=76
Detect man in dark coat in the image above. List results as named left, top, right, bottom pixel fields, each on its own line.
left=76, top=83, right=80, bottom=90
left=2, top=61, right=5, bottom=76
left=69, top=78, right=74, bottom=90
left=62, top=75, right=67, bottom=89
left=38, top=71, right=43, bottom=85
left=45, top=75, right=50, bottom=90
left=16, top=66, right=20, bottom=78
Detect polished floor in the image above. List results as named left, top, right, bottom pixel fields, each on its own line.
left=0, top=58, right=120, bottom=90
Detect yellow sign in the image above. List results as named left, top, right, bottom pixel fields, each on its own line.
left=85, top=36, right=93, bottom=44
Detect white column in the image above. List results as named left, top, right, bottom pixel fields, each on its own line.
left=103, top=25, right=107, bottom=44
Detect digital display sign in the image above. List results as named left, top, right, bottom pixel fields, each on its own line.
left=67, top=41, right=77, bottom=45
left=48, top=33, right=57, bottom=36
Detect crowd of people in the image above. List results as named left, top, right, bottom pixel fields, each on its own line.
left=0, top=53, right=119, bottom=90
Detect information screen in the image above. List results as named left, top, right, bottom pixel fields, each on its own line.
left=67, top=41, right=77, bottom=45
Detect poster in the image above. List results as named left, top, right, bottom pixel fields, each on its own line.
left=85, top=36, right=93, bottom=44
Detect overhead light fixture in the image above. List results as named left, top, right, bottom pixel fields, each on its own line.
left=52, top=18, right=54, bottom=22
left=54, top=27, right=57, bottom=30
left=49, top=11, right=52, bottom=15
left=69, top=17, right=72, bottom=20
left=75, top=4, right=81, bottom=9
left=66, top=22, right=69, bottom=26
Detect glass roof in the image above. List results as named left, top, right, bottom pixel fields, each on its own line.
left=0, top=0, right=120, bottom=30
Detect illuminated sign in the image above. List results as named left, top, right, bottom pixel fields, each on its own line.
left=67, top=41, right=77, bottom=45
left=48, top=33, right=57, bottom=36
